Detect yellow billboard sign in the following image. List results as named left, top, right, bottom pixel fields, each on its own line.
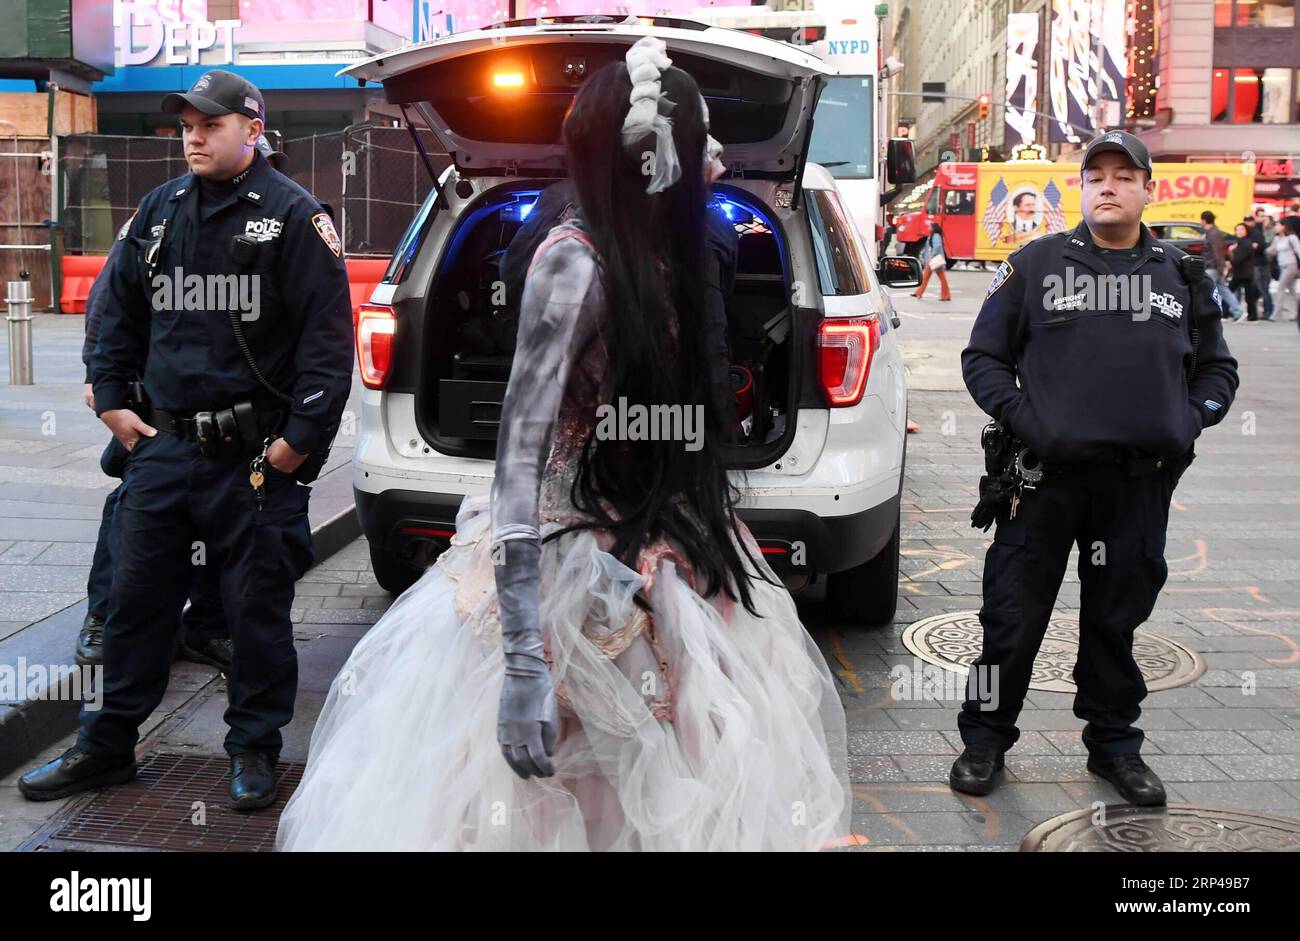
left=973, top=162, right=1256, bottom=262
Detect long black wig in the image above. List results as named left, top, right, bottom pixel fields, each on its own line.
left=544, top=59, right=771, bottom=616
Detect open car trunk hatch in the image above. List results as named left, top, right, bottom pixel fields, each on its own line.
left=340, top=17, right=832, bottom=180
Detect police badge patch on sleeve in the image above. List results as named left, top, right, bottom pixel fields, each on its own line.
left=312, top=211, right=341, bottom=257
left=986, top=259, right=1014, bottom=298
left=117, top=213, right=136, bottom=241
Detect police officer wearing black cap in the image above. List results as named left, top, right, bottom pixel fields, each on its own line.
left=950, top=131, right=1239, bottom=804
left=19, top=70, right=354, bottom=810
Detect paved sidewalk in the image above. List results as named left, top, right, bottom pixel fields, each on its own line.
left=0, top=312, right=363, bottom=784
left=3, top=275, right=1299, bottom=851
left=0, top=313, right=362, bottom=637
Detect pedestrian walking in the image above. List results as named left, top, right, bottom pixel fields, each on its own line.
left=1229, top=222, right=1264, bottom=321
left=912, top=221, right=952, bottom=301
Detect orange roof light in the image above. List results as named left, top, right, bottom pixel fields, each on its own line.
left=493, top=71, right=525, bottom=89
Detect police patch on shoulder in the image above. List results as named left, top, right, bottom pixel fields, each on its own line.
left=986, top=259, right=1014, bottom=298
left=312, top=211, right=341, bottom=257
left=116, top=212, right=135, bottom=241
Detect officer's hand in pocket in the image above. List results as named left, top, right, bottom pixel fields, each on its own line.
left=266, top=437, right=308, bottom=475
left=101, top=409, right=158, bottom=452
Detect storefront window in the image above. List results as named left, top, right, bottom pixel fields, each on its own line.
left=1261, top=68, right=1293, bottom=122
left=1247, top=0, right=1297, bottom=27
left=1213, top=67, right=1297, bottom=123
left=1216, top=0, right=1298, bottom=27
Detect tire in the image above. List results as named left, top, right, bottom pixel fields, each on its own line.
left=369, top=543, right=420, bottom=596
left=826, top=513, right=901, bottom=626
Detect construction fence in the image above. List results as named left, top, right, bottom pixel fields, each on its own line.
left=58, top=124, right=450, bottom=260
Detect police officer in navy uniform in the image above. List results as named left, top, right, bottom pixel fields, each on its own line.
left=19, top=71, right=354, bottom=810
left=951, top=132, right=1239, bottom=804
left=75, top=135, right=287, bottom=672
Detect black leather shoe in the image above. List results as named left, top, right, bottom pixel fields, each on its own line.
left=949, top=745, right=1005, bottom=796
left=229, top=753, right=277, bottom=811
left=178, top=636, right=233, bottom=672
left=75, top=613, right=106, bottom=667
left=1087, top=753, right=1167, bottom=806
left=17, top=746, right=136, bottom=801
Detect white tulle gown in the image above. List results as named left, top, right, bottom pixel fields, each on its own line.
left=276, top=224, right=849, bottom=851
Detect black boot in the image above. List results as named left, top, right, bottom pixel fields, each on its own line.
left=229, top=752, right=277, bottom=811
left=18, top=746, right=136, bottom=802
left=949, top=744, right=1005, bottom=796
left=178, top=636, right=233, bottom=672
left=75, top=612, right=106, bottom=667
left=1087, top=753, right=1167, bottom=806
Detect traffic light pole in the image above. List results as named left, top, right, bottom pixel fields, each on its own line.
left=888, top=90, right=1101, bottom=142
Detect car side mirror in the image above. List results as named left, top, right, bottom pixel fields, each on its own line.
left=879, top=255, right=921, bottom=289
left=886, top=139, right=916, bottom=185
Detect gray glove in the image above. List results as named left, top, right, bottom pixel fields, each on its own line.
left=494, top=535, right=559, bottom=779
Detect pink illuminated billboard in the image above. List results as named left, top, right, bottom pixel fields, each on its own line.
left=388, top=1, right=753, bottom=41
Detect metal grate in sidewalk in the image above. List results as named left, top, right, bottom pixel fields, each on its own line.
left=41, top=752, right=303, bottom=852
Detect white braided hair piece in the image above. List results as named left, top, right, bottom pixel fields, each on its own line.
left=621, top=35, right=681, bottom=194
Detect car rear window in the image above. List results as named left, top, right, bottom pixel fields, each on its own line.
left=1158, top=224, right=1204, bottom=241
left=806, top=188, right=868, bottom=296
left=384, top=188, right=439, bottom=285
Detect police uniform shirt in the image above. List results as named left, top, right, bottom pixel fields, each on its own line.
left=91, top=149, right=354, bottom=455
left=1094, top=245, right=1142, bottom=276
left=962, top=221, right=1240, bottom=465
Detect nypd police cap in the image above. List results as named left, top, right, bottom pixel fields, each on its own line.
left=162, top=70, right=264, bottom=122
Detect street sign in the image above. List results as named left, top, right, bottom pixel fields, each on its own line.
left=922, top=82, right=946, bottom=104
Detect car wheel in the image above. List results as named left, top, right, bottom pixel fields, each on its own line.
left=826, top=514, right=900, bottom=626
left=369, top=542, right=420, bottom=595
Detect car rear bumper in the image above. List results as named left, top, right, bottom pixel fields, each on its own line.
left=356, top=483, right=900, bottom=578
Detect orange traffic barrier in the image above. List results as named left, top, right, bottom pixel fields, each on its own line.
left=60, top=254, right=107, bottom=314
left=60, top=253, right=389, bottom=317
left=345, top=257, right=388, bottom=314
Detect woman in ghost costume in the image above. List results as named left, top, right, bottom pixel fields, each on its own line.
left=276, top=36, right=849, bottom=852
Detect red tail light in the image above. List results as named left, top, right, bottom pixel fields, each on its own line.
left=355, top=303, right=395, bottom=390
left=817, top=317, right=879, bottom=407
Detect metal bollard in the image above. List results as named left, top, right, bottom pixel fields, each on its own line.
left=7, top=278, right=33, bottom=385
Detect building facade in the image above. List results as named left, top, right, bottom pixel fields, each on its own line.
left=1135, top=0, right=1300, bottom=207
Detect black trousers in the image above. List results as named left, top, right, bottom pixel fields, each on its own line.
left=958, top=460, right=1183, bottom=757
left=88, top=439, right=228, bottom=647
left=78, top=431, right=314, bottom=759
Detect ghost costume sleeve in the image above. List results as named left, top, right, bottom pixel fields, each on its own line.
left=490, top=228, right=604, bottom=779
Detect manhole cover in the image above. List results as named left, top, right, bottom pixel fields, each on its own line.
left=33, top=752, right=303, bottom=852
left=1021, top=804, right=1300, bottom=852
left=901, top=611, right=1205, bottom=692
